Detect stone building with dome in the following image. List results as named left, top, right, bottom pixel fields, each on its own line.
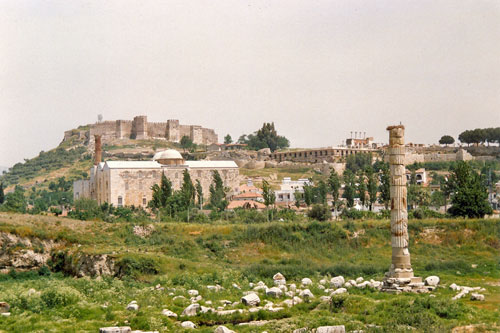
left=73, top=139, right=239, bottom=207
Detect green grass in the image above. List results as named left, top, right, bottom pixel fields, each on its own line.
left=0, top=213, right=499, bottom=332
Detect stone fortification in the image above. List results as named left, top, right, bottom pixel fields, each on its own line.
left=63, top=115, right=218, bottom=146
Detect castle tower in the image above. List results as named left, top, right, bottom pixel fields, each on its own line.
left=166, top=119, right=180, bottom=142
left=132, top=116, right=148, bottom=140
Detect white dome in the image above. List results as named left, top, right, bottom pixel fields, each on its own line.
left=153, top=149, right=183, bottom=161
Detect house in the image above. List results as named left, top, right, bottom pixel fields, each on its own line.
left=406, top=168, right=427, bottom=186
left=227, top=200, right=266, bottom=210
left=275, top=177, right=312, bottom=203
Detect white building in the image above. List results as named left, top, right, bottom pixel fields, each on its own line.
left=275, top=177, right=312, bottom=203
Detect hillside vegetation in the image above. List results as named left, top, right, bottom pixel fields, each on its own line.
left=0, top=212, right=498, bottom=332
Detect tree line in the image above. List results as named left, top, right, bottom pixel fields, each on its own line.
left=457, top=127, right=500, bottom=146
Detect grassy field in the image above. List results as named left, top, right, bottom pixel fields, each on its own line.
left=0, top=212, right=499, bottom=332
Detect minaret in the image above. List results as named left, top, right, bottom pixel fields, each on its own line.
left=383, top=125, right=425, bottom=292
left=94, top=135, right=102, bottom=165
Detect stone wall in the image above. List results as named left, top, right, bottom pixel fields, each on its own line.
left=271, top=147, right=380, bottom=163
left=103, top=167, right=238, bottom=207
left=404, top=149, right=474, bottom=164
left=116, top=120, right=133, bottom=139
left=147, top=122, right=168, bottom=138
left=65, top=116, right=219, bottom=146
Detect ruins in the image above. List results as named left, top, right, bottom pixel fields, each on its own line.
left=63, top=115, right=218, bottom=146
left=382, top=125, right=428, bottom=293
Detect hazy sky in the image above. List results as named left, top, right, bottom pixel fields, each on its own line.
left=1, top=0, right=499, bottom=167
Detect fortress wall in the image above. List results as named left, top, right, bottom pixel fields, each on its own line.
left=84, top=117, right=218, bottom=146
left=179, top=125, right=192, bottom=140
left=423, top=153, right=456, bottom=162
left=147, top=122, right=168, bottom=138
left=202, top=128, right=218, bottom=145
left=89, top=122, right=119, bottom=146
left=116, top=120, right=133, bottom=139
left=190, top=126, right=203, bottom=144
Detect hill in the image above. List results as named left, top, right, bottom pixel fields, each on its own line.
left=0, top=212, right=499, bottom=332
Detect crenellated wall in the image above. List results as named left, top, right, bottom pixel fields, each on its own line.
left=66, top=116, right=218, bottom=146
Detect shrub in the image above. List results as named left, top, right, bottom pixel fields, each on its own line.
left=116, top=255, right=161, bottom=278
left=41, top=287, right=80, bottom=308
left=308, top=204, right=331, bottom=221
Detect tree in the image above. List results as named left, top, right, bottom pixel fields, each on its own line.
left=366, top=167, right=378, bottom=211
left=343, top=170, right=356, bottom=208
left=430, top=190, right=446, bottom=209
left=407, top=185, right=430, bottom=209
left=237, top=134, right=248, bottom=144
left=378, top=163, right=390, bottom=209
left=345, top=153, right=372, bottom=173
left=224, top=134, right=233, bottom=144
left=446, top=162, right=492, bottom=218
left=195, top=180, right=203, bottom=209
left=3, top=186, right=27, bottom=213
left=0, top=183, right=4, bottom=205
left=316, top=180, right=328, bottom=205
left=262, top=180, right=276, bottom=208
left=303, top=184, right=313, bottom=206
left=180, top=169, right=196, bottom=209
left=240, top=123, right=290, bottom=152
left=262, top=180, right=276, bottom=221
left=307, top=204, right=330, bottom=221
left=209, top=170, right=227, bottom=212
left=357, top=172, right=367, bottom=209
left=180, top=136, right=193, bottom=152
left=328, top=170, right=341, bottom=210
left=149, top=172, right=173, bottom=209
left=439, top=135, right=455, bottom=146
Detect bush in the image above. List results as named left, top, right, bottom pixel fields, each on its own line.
left=41, top=287, right=80, bottom=308
left=307, top=204, right=331, bottom=221
left=341, top=208, right=379, bottom=220
left=409, top=207, right=445, bottom=219
left=116, top=255, right=161, bottom=278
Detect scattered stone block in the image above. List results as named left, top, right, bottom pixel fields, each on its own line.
left=316, top=325, right=346, bottom=333
left=182, top=303, right=200, bottom=316
left=99, top=327, right=131, bottom=333
left=126, top=301, right=139, bottom=311
left=470, top=293, right=485, bottom=301
left=241, top=293, right=260, bottom=306
left=273, top=272, right=286, bottom=285
left=424, top=276, right=440, bottom=286
left=320, top=296, right=331, bottom=302
left=266, top=287, right=283, bottom=298
left=161, top=309, right=177, bottom=318
left=181, top=321, right=196, bottom=329
left=331, top=288, right=347, bottom=295
left=299, top=289, right=314, bottom=299
left=301, top=278, right=312, bottom=286
left=188, top=289, right=199, bottom=296
left=0, top=302, right=10, bottom=313
left=214, top=326, right=235, bottom=333
left=330, top=276, right=345, bottom=288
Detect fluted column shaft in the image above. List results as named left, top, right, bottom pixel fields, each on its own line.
left=386, top=125, right=413, bottom=279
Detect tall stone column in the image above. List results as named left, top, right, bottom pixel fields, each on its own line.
left=386, top=125, right=414, bottom=280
